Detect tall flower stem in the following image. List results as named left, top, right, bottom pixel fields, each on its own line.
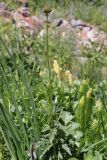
left=44, top=9, right=53, bottom=113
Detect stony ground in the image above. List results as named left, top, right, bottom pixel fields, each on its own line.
left=0, top=0, right=107, bottom=48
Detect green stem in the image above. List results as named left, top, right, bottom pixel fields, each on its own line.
left=45, top=13, right=53, bottom=113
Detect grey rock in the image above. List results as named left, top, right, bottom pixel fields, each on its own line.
left=0, top=2, right=7, bottom=10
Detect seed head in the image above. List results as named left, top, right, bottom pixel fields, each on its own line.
left=44, top=8, right=51, bottom=15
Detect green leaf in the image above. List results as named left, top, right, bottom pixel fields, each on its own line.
left=84, top=151, right=94, bottom=160
left=84, top=151, right=102, bottom=160
left=60, top=111, right=73, bottom=125
left=94, top=151, right=102, bottom=160
left=49, top=128, right=57, bottom=144
left=40, top=143, right=53, bottom=158
left=62, top=143, right=72, bottom=155
left=74, top=131, right=83, bottom=141
left=58, top=151, right=63, bottom=159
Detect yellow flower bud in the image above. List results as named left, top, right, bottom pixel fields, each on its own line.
left=53, top=60, right=60, bottom=77
left=82, top=80, right=88, bottom=86
left=86, top=88, right=93, bottom=98
left=65, top=70, right=74, bottom=85
left=79, top=85, right=84, bottom=93
left=79, top=80, right=88, bottom=93
left=95, top=98, right=103, bottom=112
left=39, top=70, right=45, bottom=77
left=92, top=119, right=98, bottom=129
left=79, top=96, right=85, bottom=107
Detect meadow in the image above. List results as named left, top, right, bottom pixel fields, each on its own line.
left=0, top=0, right=107, bottom=159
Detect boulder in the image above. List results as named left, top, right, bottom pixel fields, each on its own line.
left=0, top=2, right=11, bottom=23
left=12, top=8, right=43, bottom=35
left=52, top=19, right=71, bottom=37
left=0, top=10, right=11, bottom=23
left=0, top=2, right=7, bottom=10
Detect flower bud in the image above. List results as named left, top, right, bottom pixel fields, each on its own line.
left=53, top=60, right=60, bottom=77
left=82, top=80, right=88, bottom=86
left=86, top=88, right=93, bottom=98
left=95, top=98, right=103, bottom=112
left=79, top=96, right=85, bottom=107
left=92, top=119, right=98, bottom=129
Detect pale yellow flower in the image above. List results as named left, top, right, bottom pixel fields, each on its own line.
left=79, top=96, right=85, bottom=107
left=39, top=70, right=45, bottom=77
left=86, top=88, right=93, bottom=98
left=65, top=70, right=74, bottom=85
left=95, top=98, right=103, bottom=112
left=91, top=119, right=98, bottom=129
left=53, top=60, right=60, bottom=77
left=82, top=80, right=89, bottom=86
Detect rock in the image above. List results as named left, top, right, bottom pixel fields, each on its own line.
left=31, top=16, right=43, bottom=31
left=52, top=19, right=71, bottom=37
left=0, top=10, right=11, bottom=23
left=0, top=2, right=7, bottom=10
left=12, top=8, right=43, bottom=35
left=76, top=26, right=98, bottom=48
left=17, top=7, right=30, bottom=17
left=0, top=2, right=11, bottom=23
left=71, top=19, right=83, bottom=28
left=97, top=31, right=107, bottom=45
left=87, top=29, right=98, bottom=42
left=70, top=17, right=91, bottom=29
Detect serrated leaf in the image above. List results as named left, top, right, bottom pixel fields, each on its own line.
left=49, top=128, right=57, bottom=144
left=75, top=141, right=80, bottom=148
left=40, top=143, right=53, bottom=158
left=71, top=122, right=80, bottom=130
left=60, top=111, right=73, bottom=125
left=74, top=131, right=83, bottom=141
left=62, top=143, right=72, bottom=155
left=58, top=151, right=63, bottom=159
